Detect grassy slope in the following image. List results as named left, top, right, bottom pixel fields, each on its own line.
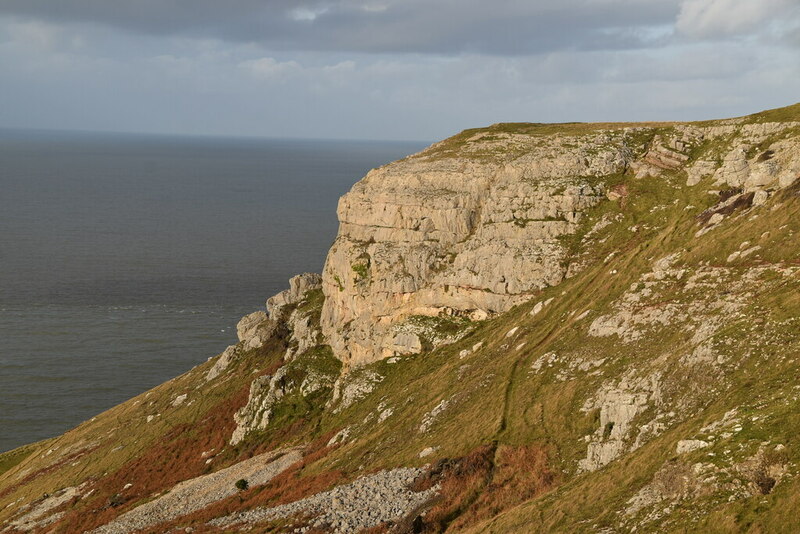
left=308, top=104, right=800, bottom=531
left=463, top=185, right=800, bottom=533
left=1, top=103, right=799, bottom=533
left=0, top=332, right=290, bottom=530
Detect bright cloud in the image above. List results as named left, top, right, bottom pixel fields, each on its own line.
left=676, top=0, right=800, bottom=38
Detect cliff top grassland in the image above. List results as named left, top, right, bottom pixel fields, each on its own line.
left=1, top=103, right=800, bottom=534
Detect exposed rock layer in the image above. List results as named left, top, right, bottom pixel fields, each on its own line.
left=320, top=119, right=800, bottom=366
left=321, top=132, right=629, bottom=365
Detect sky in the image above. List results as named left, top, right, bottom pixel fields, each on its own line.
left=0, top=0, right=799, bottom=141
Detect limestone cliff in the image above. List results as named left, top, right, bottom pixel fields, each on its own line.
left=320, top=116, right=800, bottom=366
left=321, top=130, right=628, bottom=366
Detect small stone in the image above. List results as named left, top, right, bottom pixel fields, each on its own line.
left=740, top=245, right=761, bottom=258
left=752, top=190, right=769, bottom=206
left=677, top=439, right=710, bottom=454
left=530, top=297, right=555, bottom=316
left=470, top=309, right=489, bottom=321
left=418, top=447, right=436, bottom=458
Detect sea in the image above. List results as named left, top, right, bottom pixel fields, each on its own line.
left=0, top=129, right=427, bottom=453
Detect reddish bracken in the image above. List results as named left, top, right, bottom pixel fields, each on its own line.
left=54, top=381, right=252, bottom=533
left=408, top=443, right=557, bottom=533
left=137, top=431, right=344, bottom=532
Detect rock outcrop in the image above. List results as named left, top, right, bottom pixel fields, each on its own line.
left=229, top=273, right=337, bottom=445
left=320, top=119, right=800, bottom=366
left=267, top=273, right=322, bottom=319
left=321, top=131, right=629, bottom=366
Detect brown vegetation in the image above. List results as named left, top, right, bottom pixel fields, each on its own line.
left=53, top=381, right=252, bottom=533
left=697, top=191, right=755, bottom=224
left=406, top=443, right=557, bottom=533
left=449, top=443, right=557, bottom=530
left=0, top=443, right=100, bottom=502
left=248, top=434, right=344, bottom=508
left=146, top=431, right=344, bottom=532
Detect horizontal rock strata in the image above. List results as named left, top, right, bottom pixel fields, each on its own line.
left=321, top=131, right=630, bottom=365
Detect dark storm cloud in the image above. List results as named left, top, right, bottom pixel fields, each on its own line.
left=0, top=0, right=681, bottom=55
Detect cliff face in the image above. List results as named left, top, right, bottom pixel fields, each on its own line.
left=321, top=130, right=629, bottom=366
left=321, top=116, right=800, bottom=366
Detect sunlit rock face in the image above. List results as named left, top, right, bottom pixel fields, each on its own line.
left=321, top=130, right=629, bottom=366
left=321, top=119, right=800, bottom=367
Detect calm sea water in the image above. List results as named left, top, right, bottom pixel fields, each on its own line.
left=0, top=129, right=426, bottom=453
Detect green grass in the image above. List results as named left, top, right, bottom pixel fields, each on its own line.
left=743, top=102, right=800, bottom=123
left=0, top=443, right=40, bottom=477
left=351, top=262, right=369, bottom=281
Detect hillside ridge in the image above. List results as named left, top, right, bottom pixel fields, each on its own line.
left=1, top=103, right=800, bottom=533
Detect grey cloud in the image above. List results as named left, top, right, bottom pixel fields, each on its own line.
left=675, top=0, right=800, bottom=40
left=0, top=0, right=682, bottom=55
left=787, top=25, right=800, bottom=46
left=1, top=1, right=798, bottom=142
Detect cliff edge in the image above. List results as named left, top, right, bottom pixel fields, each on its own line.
left=321, top=112, right=800, bottom=366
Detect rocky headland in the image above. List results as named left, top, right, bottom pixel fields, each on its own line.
left=2, top=103, right=800, bottom=533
